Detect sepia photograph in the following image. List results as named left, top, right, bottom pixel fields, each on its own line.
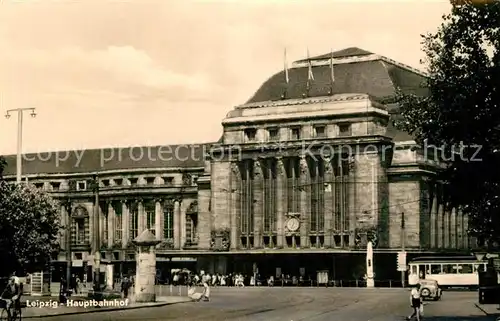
left=1, top=0, right=500, bottom=320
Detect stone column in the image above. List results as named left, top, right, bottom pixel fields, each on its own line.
left=450, top=207, right=457, bottom=249
left=99, top=203, right=105, bottom=248
left=155, top=200, right=162, bottom=240
left=138, top=199, right=145, bottom=234
left=230, top=163, right=241, bottom=250
left=443, top=207, right=450, bottom=249
left=430, top=192, right=438, bottom=249
left=121, top=201, right=129, bottom=248
left=456, top=208, right=463, bottom=249
left=299, top=155, right=309, bottom=247
left=180, top=205, right=186, bottom=248
left=437, top=195, right=443, bottom=248
left=323, top=157, right=334, bottom=248
left=463, top=213, right=469, bottom=248
left=276, top=157, right=286, bottom=248
left=133, top=230, right=161, bottom=302
left=174, top=199, right=181, bottom=249
left=108, top=202, right=115, bottom=247
left=60, top=204, right=67, bottom=251
left=253, top=159, right=264, bottom=248
left=348, top=156, right=357, bottom=247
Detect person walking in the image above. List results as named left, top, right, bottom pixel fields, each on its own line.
left=407, top=283, right=423, bottom=320
left=201, top=274, right=210, bottom=301
left=121, top=276, right=131, bottom=299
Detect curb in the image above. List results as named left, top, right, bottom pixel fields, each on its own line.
left=474, top=303, right=491, bottom=316
left=23, top=299, right=191, bottom=318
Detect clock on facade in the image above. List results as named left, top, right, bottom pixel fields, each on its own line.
left=286, top=218, right=300, bottom=232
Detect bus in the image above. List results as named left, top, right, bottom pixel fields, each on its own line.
left=408, top=256, right=487, bottom=289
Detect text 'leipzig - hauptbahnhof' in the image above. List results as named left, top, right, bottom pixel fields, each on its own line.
left=2, top=47, right=476, bottom=284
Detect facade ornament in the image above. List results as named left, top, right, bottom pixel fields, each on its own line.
left=182, top=172, right=192, bottom=185
left=210, top=228, right=230, bottom=251
left=347, top=154, right=356, bottom=172
left=324, top=157, right=334, bottom=174
left=231, top=162, right=240, bottom=176
left=186, top=201, right=198, bottom=215
left=72, top=206, right=88, bottom=218
left=276, top=157, right=286, bottom=176
left=299, top=156, right=308, bottom=176
left=253, top=160, right=262, bottom=179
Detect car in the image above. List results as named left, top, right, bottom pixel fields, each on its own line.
left=419, top=279, right=442, bottom=301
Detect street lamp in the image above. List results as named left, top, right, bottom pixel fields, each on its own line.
left=4, top=108, right=37, bottom=183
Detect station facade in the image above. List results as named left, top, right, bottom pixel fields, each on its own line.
left=2, top=47, right=475, bottom=284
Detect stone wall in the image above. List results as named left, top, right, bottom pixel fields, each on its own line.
left=388, top=178, right=420, bottom=248
left=210, top=161, right=231, bottom=231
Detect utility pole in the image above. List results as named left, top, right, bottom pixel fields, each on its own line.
left=401, top=212, right=406, bottom=288
left=92, top=175, right=101, bottom=299
left=4, top=108, right=37, bottom=183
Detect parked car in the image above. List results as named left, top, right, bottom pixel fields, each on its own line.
left=419, top=279, right=442, bottom=301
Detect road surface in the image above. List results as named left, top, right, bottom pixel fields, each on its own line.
left=25, top=287, right=495, bottom=321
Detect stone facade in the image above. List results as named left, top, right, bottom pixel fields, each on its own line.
left=1, top=48, right=475, bottom=280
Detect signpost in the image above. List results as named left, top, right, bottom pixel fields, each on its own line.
left=397, top=251, right=407, bottom=271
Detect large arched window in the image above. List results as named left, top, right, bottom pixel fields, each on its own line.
left=72, top=206, right=89, bottom=245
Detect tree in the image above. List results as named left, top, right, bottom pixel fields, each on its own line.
left=395, top=1, right=500, bottom=248
left=0, top=156, right=6, bottom=179
left=0, top=181, right=61, bottom=275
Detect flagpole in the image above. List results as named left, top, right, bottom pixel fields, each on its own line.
left=283, top=48, right=289, bottom=99
left=329, top=49, right=335, bottom=95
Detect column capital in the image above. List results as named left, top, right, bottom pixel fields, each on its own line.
left=154, top=198, right=163, bottom=204
left=120, top=199, right=128, bottom=204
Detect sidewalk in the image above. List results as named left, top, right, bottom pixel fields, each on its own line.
left=21, top=296, right=191, bottom=318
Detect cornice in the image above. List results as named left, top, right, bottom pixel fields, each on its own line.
left=233, top=93, right=385, bottom=110
left=1, top=166, right=204, bottom=180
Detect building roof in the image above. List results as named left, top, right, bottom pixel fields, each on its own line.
left=133, top=229, right=161, bottom=246
left=244, top=47, right=427, bottom=142
left=1, top=144, right=208, bottom=176
left=246, top=47, right=427, bottom=104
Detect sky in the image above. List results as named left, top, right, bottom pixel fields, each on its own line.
left=0, top=0, right=451, bottom=155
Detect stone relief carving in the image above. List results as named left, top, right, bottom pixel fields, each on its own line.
left=231, top=163, right=240, bottom=177
left=182, top=172, right=192, bottom=185
left=253, top=160, right=262, bottom=178
left=354, top=227, right=379, bottom=248
left=186, top=201, right=198, bottom=215
left=299, top=156, right=308, bottom=176
left=210, top=228, right=230, bottom=251
left=324, top=157, right=333, bottom=174
left=276, top=158, right=285, bottom=176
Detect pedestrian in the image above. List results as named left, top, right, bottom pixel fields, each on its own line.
left=70, top=274, right=77, bottom=295
left=121, top=276, right=131, bottom=299
left=59, top=276, right=68, bottom=305
left=201, top=275, right=210, bottom=302
left=407, top=283, right=423, bottom=321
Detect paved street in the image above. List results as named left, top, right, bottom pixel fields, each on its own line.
left=24, top=288, right=497, bottom=321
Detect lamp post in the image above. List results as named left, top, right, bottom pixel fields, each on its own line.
left=4, top=108, right=37, bottom=183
